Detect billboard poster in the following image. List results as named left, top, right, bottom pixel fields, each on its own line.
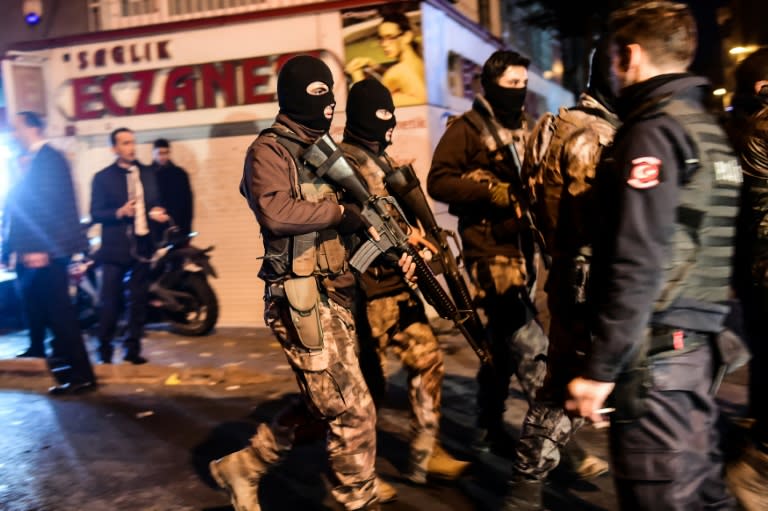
left=10, top=64, right=47, bottom=115
left=342, top=2, right=426, bottom=107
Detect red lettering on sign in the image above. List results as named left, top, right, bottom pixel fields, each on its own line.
left=201, top=62, right=236, bottom=109
left=164, top=65, right=197, bottom=112
left=112, top=46, right=124, bottom=65
left=132, top=70, right=159, bottom=115
left=242, top=57, right=272, bottom=105
left=77, top=51, right=87, bottom=71
left=68, top=50, right=330, bottom=120
left=157, top=41, right=170, bottom=60
left=102, top=74, right=130, bottom=116
left=73, top=76, right=103, bottom=120
left=130, top=44, right=141, bottom=64
left=94, top=49, right=106, bottom=67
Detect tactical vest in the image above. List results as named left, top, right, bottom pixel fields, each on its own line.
left=257, top=128, right=348, bottom=280
left=339, top=142, right=407, bottom=298
left=654, top=99, right=742, bottom=312
left=339, top=143, right=392, bottom=197
left=531, top=106, right=617, bottom=252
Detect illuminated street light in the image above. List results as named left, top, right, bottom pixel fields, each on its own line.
left=713, top=88, right=727, bottom=96
left=729, top=45, right=758, bottom=56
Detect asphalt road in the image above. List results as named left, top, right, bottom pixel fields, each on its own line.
left=0, top=325, right=749, bottom=511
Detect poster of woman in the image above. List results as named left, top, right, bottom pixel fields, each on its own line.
left=343, top=3, right=426, bottom=107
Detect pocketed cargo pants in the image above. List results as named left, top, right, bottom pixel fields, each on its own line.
left=471, top=256, right=549, bottom=429
left=610, top=344, right=735, bottom=510
left=250, top=294, right=378, bottom=510
left=511, top=293, right=592, bottom=479
left=365, top=290, right=445, bottom=471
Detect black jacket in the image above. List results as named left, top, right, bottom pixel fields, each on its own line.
left=150, top=161, right=194, bottom=236
left=427, top=97, right=528, bottom=261
left=586, top=74, right=718, bottom=382
left=90, top=161, right=162, bottom=265
left=4, top=144, right=87, bottom=260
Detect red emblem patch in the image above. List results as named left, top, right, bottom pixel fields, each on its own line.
left=627, top=157, right=661, bottom=189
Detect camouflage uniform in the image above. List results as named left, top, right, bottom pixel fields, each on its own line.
left=256, top=292, right=377, bottom=509
left=365, top=291, right=445, bottom=475
left=341, top=142, right=446, bottom=479
left=212, top=103, right=380, bottom=511
left=513, top=93, right=619, bottom=482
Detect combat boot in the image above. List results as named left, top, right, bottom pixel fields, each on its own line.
left=503, top=476, right=544, bottom=511
left=574, top=454, right=609, bottom=479
left=376, top=477, right=397, bottom=503
left=726, top=443, right=768, bottom=511
left=209, top=446, right=268, bottom=511
left=406, top=443, right=470, bottom=484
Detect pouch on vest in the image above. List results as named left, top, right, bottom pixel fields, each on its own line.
left=292, top=232, right=317, bottom=277
left=284, top=276, right=323, bottom=351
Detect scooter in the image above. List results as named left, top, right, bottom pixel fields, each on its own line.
left=71, top=226, right=219, bottom=336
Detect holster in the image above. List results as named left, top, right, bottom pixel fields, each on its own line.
left=283, top=276, right=324, bottom=351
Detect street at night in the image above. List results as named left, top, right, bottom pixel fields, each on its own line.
left=0, top=327, right=750, bottom=511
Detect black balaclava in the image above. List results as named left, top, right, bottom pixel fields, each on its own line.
left=587, top=39, right=617, bottom=112
left=482, top=76, right=526, bottom=129
left=277, top=55, right=335, bottom=131
left=346, top=79, right=396, bottom=149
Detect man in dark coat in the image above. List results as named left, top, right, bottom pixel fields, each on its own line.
left=90, top=128, right=169, bottom=365
left=567, top=2, right=739, bottom=508
left=725, top=47, right=768, bottom=511
left=3, top=111, right=95, bottom=394
left=150, top=138, right=193, bottom=237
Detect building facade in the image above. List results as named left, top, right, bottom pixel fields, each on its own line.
left=1, top=0, right=572, bottom=325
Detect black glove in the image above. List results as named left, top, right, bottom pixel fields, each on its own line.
left=337, top=203, right=368, bottom=234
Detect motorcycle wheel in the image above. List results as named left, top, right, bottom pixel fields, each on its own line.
left=169, top=275, right=219, bottom=336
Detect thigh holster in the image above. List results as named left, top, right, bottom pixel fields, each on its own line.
left=284, top=276, right=324, bottom=351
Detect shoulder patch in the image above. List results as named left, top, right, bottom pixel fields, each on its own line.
left=627, top=157, right=661, bottom=189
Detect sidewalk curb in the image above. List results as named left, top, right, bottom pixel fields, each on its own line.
left=0, top=358, right=275, bottom=386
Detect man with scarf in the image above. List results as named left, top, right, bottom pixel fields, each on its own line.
left=566, top=2, right=739, bottom=508
left=209, top=55, right=398, bottom=511
left=428, top=50, right=548, bottom=456
left=340, top=78, right=470, bottom=486
left=726, top=47, right=768, bottom=511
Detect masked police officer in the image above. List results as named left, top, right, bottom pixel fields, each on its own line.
left=503, top=42, right=620, bottom=509
left=209, top=55, right=388, bottom=511
left=567, top=3, right=739, bottom=509
left=428, top=50, right=548, bottom=457
left=340, top=78, right=470, bottom=485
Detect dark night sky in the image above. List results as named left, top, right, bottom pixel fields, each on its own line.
left=738, top=0, right=768, bottom=44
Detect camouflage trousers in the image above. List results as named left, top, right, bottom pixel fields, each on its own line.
left=470, top=256, right=549, bottom=429
left=512, top=297, right=591, bottom=480
left=365, top=290, right=445, bottom=472
left=250, top=293, right=378, bottom=510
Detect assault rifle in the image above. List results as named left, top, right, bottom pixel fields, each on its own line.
left=301, top=134, right=493, bottom=366
left=479, top=116, right=550, bottom=270
left=384, top=163, right=492, bottom=366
